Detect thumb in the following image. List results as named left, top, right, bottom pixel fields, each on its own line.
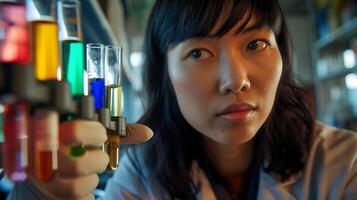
left=120, top=124, right=153, bottom=145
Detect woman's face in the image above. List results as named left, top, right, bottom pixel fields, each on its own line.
left=167, top=18, right=283, bottom=145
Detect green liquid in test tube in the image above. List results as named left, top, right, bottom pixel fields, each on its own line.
left=62, top=39, right=84, bottom=96
left=58, top=0, right=85, bottom=156
left=58, top=0, right=84, bottom=96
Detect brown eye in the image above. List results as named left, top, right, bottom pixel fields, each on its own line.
left=190, top=49, right=202, bottom=59
left=247, top=40, right=270, bottom=51
left=188, top=48, right=212, bottom=60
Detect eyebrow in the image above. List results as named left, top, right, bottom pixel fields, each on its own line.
left=238, top=21, right=267, bottom=35
left=198, top=21, right=268, bottom=40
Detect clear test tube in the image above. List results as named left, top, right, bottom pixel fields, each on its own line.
left=105, top=45, right=123, bottom=117
left=32, top=109, right=58, bottom=181
left=26, top=0, right=60, bottom=81
left=104, top=45, right=124, bottom=172
left=0, top=104, right=3, bottom=172
left=0, top=0, right=31, bottom=64
left=86, top=43, right=105, bottom=110
left=58, top=0, right=84, bottom=96
left=2, top=101, right=29, bottom=182
left=0, top=104, right=3, bottom=143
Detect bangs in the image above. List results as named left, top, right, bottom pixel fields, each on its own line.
left=155, top=0, right=282, bottom=51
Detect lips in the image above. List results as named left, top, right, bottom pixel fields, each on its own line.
left=217, top=103, right=256, bottom=122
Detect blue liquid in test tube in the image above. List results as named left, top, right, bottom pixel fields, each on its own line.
left=86, top=43, right=105, bottom=109
left=90, top=78, right=105, bottom=109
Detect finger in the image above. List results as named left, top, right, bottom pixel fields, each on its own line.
left=61, top=193, right=95, bottom=200
left=60, top=120, right=107, bottom=146
left=121, top=123, right=153, bottom=144
left=45, top=174, right=99, bottom=199
left=77, top=194, right=95, bottom=200
left=55, top=194, right=95, bottom=200
left=58, top=148, right=109, bottom=178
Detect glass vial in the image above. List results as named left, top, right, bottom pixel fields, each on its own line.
left=58, top=0, right=84, bottom=96
left=0, top=1, right=30, bottom=64
left=86, top=43, right=105, bottom=110
left=104, top=45, right=124, bottom=172
left=105, top=45, right=123, bottom=117
left=0, top=104, right=3, bottom=173
left=2, top=101, right=29, bottom=182
left=26, top=0, right=60, bottom=81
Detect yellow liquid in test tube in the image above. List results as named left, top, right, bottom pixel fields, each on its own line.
left=31, top=20, right=59, bottom=81
left=105, top=84, right=122, bottom=172
left=106, top=133, right=120, bottom=172
left=106, top=85, right=122, bottom=117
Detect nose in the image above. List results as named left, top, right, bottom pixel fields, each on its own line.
left=219, top=51, right=251, bottom=95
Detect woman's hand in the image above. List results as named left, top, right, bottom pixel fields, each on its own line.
left=32, top=120, right=153, bottom=200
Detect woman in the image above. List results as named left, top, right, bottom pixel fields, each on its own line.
left=104, top=0, right=357, bottom=199
left=9, top=0, right=357, bottom=199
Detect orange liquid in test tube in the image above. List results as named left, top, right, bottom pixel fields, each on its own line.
left=32, top=109, right=58, bottom=181
left=35, top=151, right=55, bottom=181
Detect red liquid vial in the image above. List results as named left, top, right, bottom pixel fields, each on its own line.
left=32, top=109, right=58, bottom=181
left=0, top=2, right=30, bottom=64
left=2, top=101, right=29, bottom=182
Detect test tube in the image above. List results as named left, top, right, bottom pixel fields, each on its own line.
left=32, top=109, right=58, bottom=181
left=0, top=1, right=31, bottom=182
left=2, top=101, right=29, bottom=182
left=58, top=0, right=87, bottom=157
left=86, top=43, right=105, bottom=110
left=58, top=0, right=84, bottom=96
left=104, top=45, right=124, bottom=172
left=26, top=0, right=60, bottom=81
left=0, top=104, right=3, bottom=144
left=0, top=104, right=3, bottom=171
left=105, top=45, right=123, bottom=117
left=0, top=0, right=30, bottom=64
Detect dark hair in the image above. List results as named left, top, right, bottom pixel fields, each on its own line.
left=128, top=0, right=315, bottom=198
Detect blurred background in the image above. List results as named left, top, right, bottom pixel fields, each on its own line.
left=95, top=0, right=357, bottom=130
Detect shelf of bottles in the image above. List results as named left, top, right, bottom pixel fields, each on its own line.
left=0, top=0, right=126, bottom=183
left=314, top=45, right=357, bottom=130
left=312, top=0, right=357, bottom=130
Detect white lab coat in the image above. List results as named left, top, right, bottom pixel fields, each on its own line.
left=104, top=122, right=357, bottom=200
